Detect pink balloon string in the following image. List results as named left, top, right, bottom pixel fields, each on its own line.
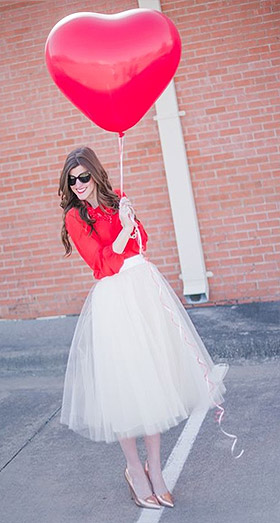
left=118, top=133, right=143, bottom=253
left=117, top=134, right=243, bottom=459
left=144, top=257, right=244, bottom=460
left=118, top=133, right=125, bottom=197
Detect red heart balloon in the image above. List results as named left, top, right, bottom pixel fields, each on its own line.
left=45, top=9, right=181, bottom=134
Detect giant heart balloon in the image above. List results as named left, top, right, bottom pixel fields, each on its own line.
left=45, top=9, right=181, bottom=134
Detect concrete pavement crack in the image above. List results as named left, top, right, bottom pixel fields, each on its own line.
left=0, top=405, right=61, bottom=473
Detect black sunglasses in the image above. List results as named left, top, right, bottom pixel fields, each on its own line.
left=68, top=171, right=91, bottom=186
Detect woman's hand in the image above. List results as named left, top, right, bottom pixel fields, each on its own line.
left=119, top=196, right=135, bottom=231
left=112, top=197, right=135, bottom=254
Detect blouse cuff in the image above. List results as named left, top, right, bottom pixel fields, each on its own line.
left=101, top=244, right=125, bottom=272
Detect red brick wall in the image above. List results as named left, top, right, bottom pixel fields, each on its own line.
left=1, top=0, right=279, bottom=319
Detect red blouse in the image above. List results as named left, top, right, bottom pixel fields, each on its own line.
left=65, top=190, right=148, bottom=279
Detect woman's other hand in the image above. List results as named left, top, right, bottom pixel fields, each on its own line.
left=119, top=197, right=135, bottom=231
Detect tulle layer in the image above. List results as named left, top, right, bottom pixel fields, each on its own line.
left=60, top=255, right=228, bottom=443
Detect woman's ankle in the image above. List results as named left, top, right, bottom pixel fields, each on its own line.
left=146, top=458, right=162, bottom=473
left=126, top=460, right=144, bottom=472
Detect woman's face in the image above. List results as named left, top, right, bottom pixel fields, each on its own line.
left=68, top=165, right=96, bottom=201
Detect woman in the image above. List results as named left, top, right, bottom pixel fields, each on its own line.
left=58, top=146, right=228, bottom=510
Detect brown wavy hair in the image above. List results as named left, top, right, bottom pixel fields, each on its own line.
left=58, top=146, right=120, bottom=257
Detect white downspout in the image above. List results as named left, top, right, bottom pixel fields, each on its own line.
left=138, top=0, right=211, bottom=304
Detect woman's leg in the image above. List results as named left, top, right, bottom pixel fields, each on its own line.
left=118, top=436, right=153, bottom=499
left=144, top=433, right=169, bottom=494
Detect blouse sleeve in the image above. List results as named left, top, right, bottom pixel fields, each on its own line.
left=65, top=208, right=125, bottom=279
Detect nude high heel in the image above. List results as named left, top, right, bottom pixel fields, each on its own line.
left=124, top=467, right=161, bottom=509
left=144, top=460, right=174, bottom=508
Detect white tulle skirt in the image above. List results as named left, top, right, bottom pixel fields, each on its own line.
left=60, top=254, right=229, bottom=443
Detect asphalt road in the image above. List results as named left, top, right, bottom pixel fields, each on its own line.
left=0, top=301, right=279, bottom=523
